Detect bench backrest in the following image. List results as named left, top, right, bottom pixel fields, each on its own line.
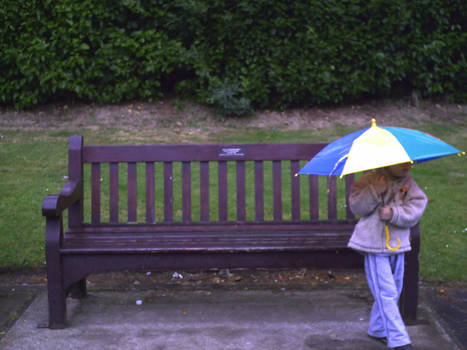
left=67, top=136, right=356, bottom=228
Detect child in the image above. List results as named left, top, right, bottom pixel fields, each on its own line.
left=348, top=162, right=428, bottom=350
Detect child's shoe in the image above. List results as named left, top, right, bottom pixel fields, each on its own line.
left=367, top=334, right=387, bottom=345
left=394, top=344, right=414, bottom=350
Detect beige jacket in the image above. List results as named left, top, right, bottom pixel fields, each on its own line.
left=347, top=169, right=428, bottom=254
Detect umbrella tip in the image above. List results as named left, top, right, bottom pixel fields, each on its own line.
left=371, top=118, right=377, bottom=127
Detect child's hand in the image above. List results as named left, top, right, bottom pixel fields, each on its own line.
left=379, top=205, right=393, bottom=221
left=373, top=175, right=388, bottom=195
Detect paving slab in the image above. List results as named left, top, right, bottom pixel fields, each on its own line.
left=0, top=288, right=38, bottom=336
left=0, top=287, right=459, bottom=350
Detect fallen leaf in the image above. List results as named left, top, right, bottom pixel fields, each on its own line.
left=229, top=275, right=243, bottom=282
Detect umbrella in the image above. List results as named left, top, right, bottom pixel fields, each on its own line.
left=298, top=119, right=463, bottom=177
left=297, top=118, right=464, bottom=251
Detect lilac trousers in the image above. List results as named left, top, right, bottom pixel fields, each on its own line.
left=364, top=253, right=411, bottom=348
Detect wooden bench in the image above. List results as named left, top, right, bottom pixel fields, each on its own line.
left=42, top=136, right=420, bottom=328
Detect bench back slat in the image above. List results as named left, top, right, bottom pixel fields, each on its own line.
left=272, top=160, right=282, bottom=221
left=145, top=162, right=155, bottom=223
left=163, top=162, right=173, bottom=222
left=254, top=161, right=264, bottom=221
left=109, top=162, right=119, bottom=223
left=78, top=140, right=357, bottom=227
left=328, top=176, right=337, bottom=220
left=236, top=161, right=246, bottom=221
left=345, top=174, right=356, bottom=220
left=309, top=175, right=319, bottom=220
left=200, top=161, right=210, bottom=221
left=82, top=143, right=326, bottom=162
left=69, top=136, right=84, bottom=226
left=91, top=163, right=100, bottom=224
left=291, top=160, right=301, bottom=220
left=182, top=161, right=192, bottom=222
left=218, top=161, right=228, bottom=221
left=128, top=162, right=137, bottom=222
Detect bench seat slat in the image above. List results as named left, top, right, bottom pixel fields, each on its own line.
left=60, top=231, right=352, bottom=254
left=67, top=222, right=356, bottom=234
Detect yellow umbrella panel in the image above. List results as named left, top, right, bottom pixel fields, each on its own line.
left=342, top=121, right=412, bottom=177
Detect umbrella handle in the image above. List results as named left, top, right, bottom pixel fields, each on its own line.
left=385, top=224, right=401, bottom=251
left=381, top=194, right=400, bottom=251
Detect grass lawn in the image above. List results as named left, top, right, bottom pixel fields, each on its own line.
left=0, top=100, right=465, bottom=281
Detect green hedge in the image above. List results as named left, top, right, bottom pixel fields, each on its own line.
left=1, top=0, right=466, bottom=112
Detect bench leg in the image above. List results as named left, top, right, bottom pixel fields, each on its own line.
left=45, top=216, right=67, bottom=329
left=47, top=278, right=67, bottom=329
left=399, top=225, right=420, bottom=324
left=70, top=279, right=87, bottom=299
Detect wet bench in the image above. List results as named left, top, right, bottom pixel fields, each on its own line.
left=42, top=136, right=420, bottom=328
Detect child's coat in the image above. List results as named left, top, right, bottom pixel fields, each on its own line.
left=348, top=169, right=428, bottom=254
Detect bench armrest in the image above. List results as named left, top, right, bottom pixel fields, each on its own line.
left=42, top=180, right=82, bottom=217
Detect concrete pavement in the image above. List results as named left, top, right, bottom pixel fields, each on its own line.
left=0, top=285, right=461, bottom=350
